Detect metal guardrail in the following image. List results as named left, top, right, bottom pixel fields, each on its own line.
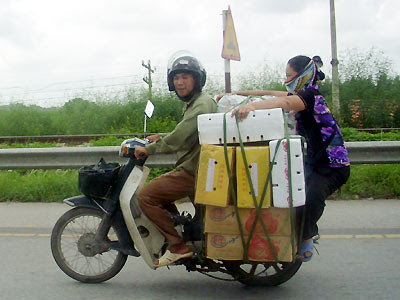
left=0, top=146, right=177, bottom=170
left=344, top=141, right=400, bottom=164
left=0, top=141, right=399, bottom=170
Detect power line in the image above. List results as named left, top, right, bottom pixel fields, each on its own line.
left=0, top=81, right=144, bottom=98
left=0, top=70, right=223, bottom=107
left=0, top=74, right=143, bottom=91
left=0, top=73, right=156, bottom=106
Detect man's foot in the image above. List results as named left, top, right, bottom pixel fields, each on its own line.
left=154, top=243, right=193, bottom=268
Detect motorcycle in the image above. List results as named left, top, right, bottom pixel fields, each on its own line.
left=50, top=137, right=302, bottom=286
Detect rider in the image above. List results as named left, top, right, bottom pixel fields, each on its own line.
left=134, top=51, right=217, bottom=268
left=216, top=55, right=350, bottom=262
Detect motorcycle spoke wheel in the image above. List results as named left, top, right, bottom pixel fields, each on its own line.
left=51, top=207, right=127, bottom=283
left=224, top=260, right=302, bottom=287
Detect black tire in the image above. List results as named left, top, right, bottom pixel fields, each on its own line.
left=51, top=207, right=128, bottom=283
left=224, top=260, right=302, bottom=287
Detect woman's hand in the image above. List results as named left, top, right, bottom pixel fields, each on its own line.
left=231, top=103, right=256, bottom=121
left=215, top=93, right=231, bottom=102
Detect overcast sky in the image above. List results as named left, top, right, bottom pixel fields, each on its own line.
left=0, top=0, right=399, bottom=107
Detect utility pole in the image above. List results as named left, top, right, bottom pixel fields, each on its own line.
left=330, top=0, right=341, bottom=121
left=142, top=60, right=155, bottom=101
left=142, top=60, right=155, bottom=134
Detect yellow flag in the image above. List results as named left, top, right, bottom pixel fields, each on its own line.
left=222, top=6, right=241, bottom=61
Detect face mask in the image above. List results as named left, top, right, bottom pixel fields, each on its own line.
left=285, top=77, right=300, bottom=94
left=285, top=61, right=315, bottom=94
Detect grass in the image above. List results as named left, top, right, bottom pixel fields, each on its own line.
left=0, top=169, right=79, bottom=202
left=337, top=164, right=400, bottom=200
left=0, top=165, right=397, bottom=203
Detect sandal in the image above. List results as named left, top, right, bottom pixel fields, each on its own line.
left=154, top=250, right=193, bottom=268
left=300, top=239, right=315, bottom=262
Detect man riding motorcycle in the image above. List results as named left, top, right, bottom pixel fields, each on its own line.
left=134, top=51, right=217, bottom=268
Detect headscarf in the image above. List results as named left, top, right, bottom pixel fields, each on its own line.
left=284, top=60, right=317, bottom=94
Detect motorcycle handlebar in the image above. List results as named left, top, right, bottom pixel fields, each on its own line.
left=119, top=137, right=151, bottom=158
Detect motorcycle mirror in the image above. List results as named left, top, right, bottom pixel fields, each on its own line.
left=144, top=100, right=154, bottom=118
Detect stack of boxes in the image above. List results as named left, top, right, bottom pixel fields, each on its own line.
left=195, top=109, right=306, bottom=262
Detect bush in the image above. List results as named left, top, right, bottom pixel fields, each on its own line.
left=341, top=128, right=400, bottom=142
left=338, top=164, right=400, bottom=199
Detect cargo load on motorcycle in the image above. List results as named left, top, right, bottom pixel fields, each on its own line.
left=195, top=95, right=306, bottom=264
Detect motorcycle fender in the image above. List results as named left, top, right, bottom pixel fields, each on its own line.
left=63, top=195, right=105, bottom=211
left=120, top=166, right=165, bottom=270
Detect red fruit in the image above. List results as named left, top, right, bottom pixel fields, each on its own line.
left=248, top=236, right=280, bottom=261
left=210, top=207, right=225, bottom=221
left=211, top=234, right=227, bottom=248
left=245, top=209, right=279, bottom=234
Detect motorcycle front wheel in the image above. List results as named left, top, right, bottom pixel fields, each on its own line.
left=51, top=207, right=128, bottom=283
left=224, top=260, right=302, bottom=287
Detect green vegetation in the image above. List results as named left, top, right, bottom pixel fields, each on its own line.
left=0, top=167, right=172, bottom=202
left=0, top=164, right=398, bottom=202
left=0, top=94, right=183, bottom=137
left=338, top=164, right=400, bottom=200
left=0, top=170, right=79, bottom=202
left=0, top=47, right=398, bottom=202
left=340, top=128, right=400, bottom=142
left=0, top=166, right=172, bottom=202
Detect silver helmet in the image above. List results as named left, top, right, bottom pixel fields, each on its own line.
left=167, top=50, right=206, bottom=92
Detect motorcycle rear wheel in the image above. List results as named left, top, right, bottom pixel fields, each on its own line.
left=224, top=260, right=302, bottom=287
left=51, top=207, right=128, bottom=283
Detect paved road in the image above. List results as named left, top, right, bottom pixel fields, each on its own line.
left=0, top=200, right=399, bottom=300
left=1, top=199, right=399, bottom=236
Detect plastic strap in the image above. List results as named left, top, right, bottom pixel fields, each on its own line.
left=233, top=112, right=279, bottom=262
left=222, top=113, right=248, bottom=260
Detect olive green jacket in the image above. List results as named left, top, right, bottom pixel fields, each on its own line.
left=145, top=92, right=217, bottom=176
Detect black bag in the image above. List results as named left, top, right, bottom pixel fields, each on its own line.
left=78, top=158, right=121, bottom=197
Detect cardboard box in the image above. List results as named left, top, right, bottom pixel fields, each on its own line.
left=269, top=138, right=306, bottom=208
left=197, top=108, right=285, bottom=145
left=195, top=145, right=236, bottom=207
left=236, top=146, right=271, bottom=207
left=204, top=205, right=293, bottom=236
left=206, top=233, right=295, bottom=262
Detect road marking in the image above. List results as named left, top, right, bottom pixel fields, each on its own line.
left=385, top=234, right=400, bottom=238
left=321, top=234, right=354, bottom=239
left=0, top=233, right=51, bottom=237
left=355, top=234, right=384, bottom=239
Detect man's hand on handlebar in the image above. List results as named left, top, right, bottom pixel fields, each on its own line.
left=145, top=134, right=160, bottom=142
left=134, top=146, right=149, bottom=159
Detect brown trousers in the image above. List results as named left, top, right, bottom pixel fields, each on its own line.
left=137, top=170, right=195, bottom=246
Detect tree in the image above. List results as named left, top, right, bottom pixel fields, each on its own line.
left=339, top=47, right=392, bottom=83
left=338, top=47, right=398, bottom=128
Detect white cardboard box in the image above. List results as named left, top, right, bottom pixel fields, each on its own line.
left=269, top=137, right=306, bottom=208
left=197, top=108, right=285, bottom=145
